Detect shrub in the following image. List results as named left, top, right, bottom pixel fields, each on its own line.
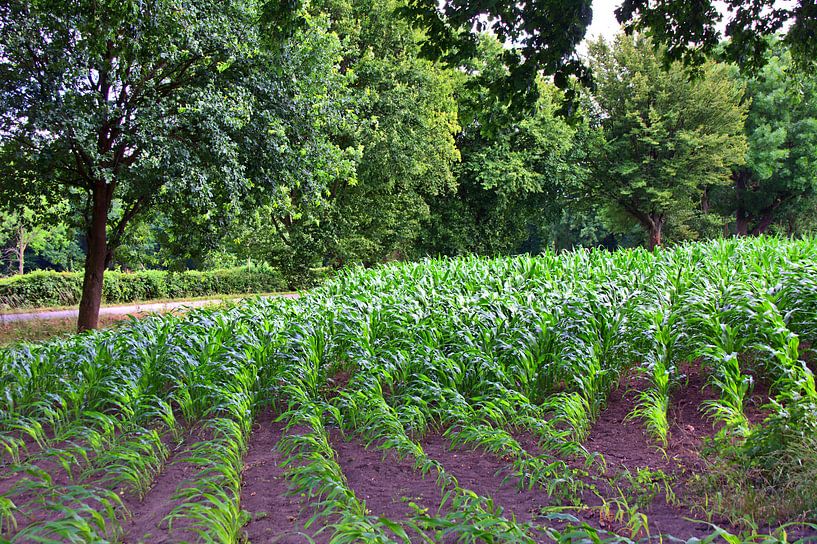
left=0, top=265, right=286, bottom=309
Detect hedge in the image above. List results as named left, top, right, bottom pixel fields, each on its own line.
left=0, top=266, right=287, bottom=310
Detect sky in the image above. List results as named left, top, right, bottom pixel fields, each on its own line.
left=585, top=0, right=622, bottom=43
left=583, top=0, right=796, bottom=46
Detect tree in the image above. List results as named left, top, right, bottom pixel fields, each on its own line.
left=0, top=207, right=48, bottom=276
left=0, top=203, right=83, bottom=275
left=218, top=0, right=461, bottom=273
left=616, top=0, right=817, bottom=74
left=723, top=44, right=817, bottom=236
left=421, top=37, right=584, bottom=255
left=320, top=0, right=460, bottom=265
left=0, top=0, right=351, bottom=329
left=585, top=35, right=747, bottom=250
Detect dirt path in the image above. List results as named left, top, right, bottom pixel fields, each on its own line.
left=120, top=430, right=205, bottom=544
left=578, top=363, right=723, bottom=539
left=0, top=293, right=299, bottom=323
left=240, top=411, right=315, bottom=544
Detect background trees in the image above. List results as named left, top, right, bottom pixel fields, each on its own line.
left=1, top=0, right=816, bottom=326
left=725, top=44, right=817, bottom=236
left=421, top=38, right=584, bottom=255
left=209, top=0, right=461, bottom=276
left=308, top=0, right=461, bottom=266
left=584, top=35, right=748, bottom=249
left=0, top=207, right=52, bottom=276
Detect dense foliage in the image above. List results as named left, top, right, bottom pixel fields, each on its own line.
left=165, top=30, right=817, bottom=270
left=0, top=238, right=815, bottom=541
left=615, top=0, right=817, bottom=73
left=723, top=43, right=817, bottom=236
left=420, top=39, right=583, bottom=255
left=0, top=0, right=353, bottom=328
left=585, top=35, right=748, bottom=248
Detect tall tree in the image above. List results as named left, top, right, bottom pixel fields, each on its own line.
left=725, top=44, right=817, bottom=236
left=0, top=0, right=351, bottom=329
left=321, top=0, right=460, bottom=265
left=421, top=37, right=584, bottom=255
left=585, top=34, right=747, bottom=250
left=220, top=0, right=461, bottom=273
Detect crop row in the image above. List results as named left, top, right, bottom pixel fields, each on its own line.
left=0, top=237, right=815, bottom=542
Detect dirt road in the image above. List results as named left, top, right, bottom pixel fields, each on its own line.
left=0, top=293, right=300, bottom=324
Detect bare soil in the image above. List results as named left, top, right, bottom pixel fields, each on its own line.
left=240, top=411, right=314, bottom=544
left=579, top=363, right=720, bottom=538
left=331, top=430, right=443, bottom=524
left=120, top=430, right=205, bottom=544
left=420, top=433, right=551, bottom=524
left=4, top=365, right=816, bottom=543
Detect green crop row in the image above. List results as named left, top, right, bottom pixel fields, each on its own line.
left=0, top=237, right=815, bottom=542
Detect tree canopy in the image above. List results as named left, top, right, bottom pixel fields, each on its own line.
left=616, top=0, right=817, bottom=73
left=398, top=0, right=816, bottom=111
left=421, top=38, right=584, bottom=255
left=0, top=0, right=353, bottom=328
left=726, top=42, right=817, bottom=236
left=584, top=34, right=748, bottom=249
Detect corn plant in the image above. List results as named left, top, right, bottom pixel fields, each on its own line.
left=0, top=237, right=816, bottom=541
left=626, top=285, right=688, bottom=447
left=6, top=466, right=125, bottom=543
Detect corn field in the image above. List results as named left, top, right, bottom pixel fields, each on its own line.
left=0, top=238, right=816, bottom=543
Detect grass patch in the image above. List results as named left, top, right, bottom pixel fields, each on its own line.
left=0, top=314, right=140, bottom=345
left=690, top=434, right=817, bottom=527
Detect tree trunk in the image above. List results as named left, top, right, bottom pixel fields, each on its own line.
left=630, top=207, right=665, bottom=251
left=648, top=213, right=666, bottom=251
left=17, top=226, right=25, bottom=276
left=77, top=184, right=113, bottom=332
left=734, top=171, right=749, bottom=236
left=751, top=210, right=775, bottom=236
left=648, top=225, right=661, bottom=250
left=735, top=214, right=749, bottom=236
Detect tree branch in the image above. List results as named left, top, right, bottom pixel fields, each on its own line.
left=271, top=216, right=295, bottom=248
left=108, top=195, right=149, bottom=251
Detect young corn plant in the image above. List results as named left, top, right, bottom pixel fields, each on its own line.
left=627, top=293, right=686, bottom=447
left=325, top=336, right=547, bottom=542
left=0, top=495, right=17, bottom=534
left=166, top=359, right=261, bottom=544
left=278, top=398, right=401, bottom=542
left=2, top=237, right=817, bottom=541
left=5, top=466, right=126, bottom=543
left=82, top=427, right=169, bottom=500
